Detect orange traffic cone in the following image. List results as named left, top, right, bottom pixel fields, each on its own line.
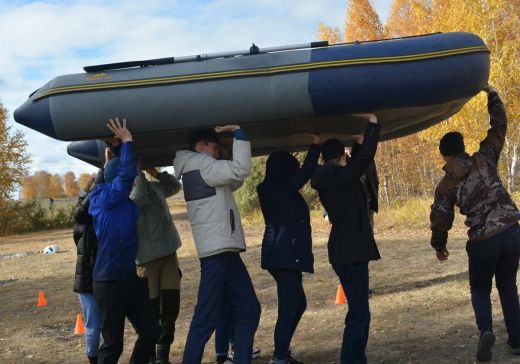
left=37, top=290, right=48, bottom=307
left=335, top=284, right=347, bottom=305
left=74, top=314, right=86, bottom=335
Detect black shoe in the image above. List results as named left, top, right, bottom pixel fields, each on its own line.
left=88, top=356, right=98, bottom=364
left=215, top=356, right=233, bottom=364
left=476, top=331, right=496, bottom=362
left=156, top=344, right=172, bottom=364
left=507, top=340, right=520, bottom=355
left=287, top=350, right=303, bottom=364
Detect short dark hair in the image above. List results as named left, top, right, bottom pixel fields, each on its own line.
left=322, top=138, right=345, bottom=162
left=188, top=129, right=220, bottom=151
left=439, top=132, right=465, bottom=156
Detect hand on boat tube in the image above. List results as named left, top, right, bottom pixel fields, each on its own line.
left=104, top=147, right=114, bottom=167
left=214, top=124, right=241, bottom=133
left=301, top=133, right=320, bottom=145
left=352, top=113, right=378, bottom=124
left=107, top=117, right=133, bottom=143
left=482, top=84, right=496, bottom=94
left=346, top=134, right=364, bottom=144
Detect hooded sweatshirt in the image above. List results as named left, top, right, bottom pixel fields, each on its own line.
left=131, top=171, right=183, bottom=265
left=257, top=144, right=320, bottom=273
left=430, top=91, right=520, bottom=250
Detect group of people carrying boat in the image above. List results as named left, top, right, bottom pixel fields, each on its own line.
left=72, top=85, right=520, bottom=364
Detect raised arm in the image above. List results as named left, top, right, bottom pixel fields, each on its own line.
left=101, top=118, right=137, bottom=208
left=477, top=85, right=508, bottom=165
left=144, top=168, right=182, bottom=198
left=129, top=171, right=150, bottom=208
left=200, top=126, right=251, bottom=187
left=335, top=114, right=380, bottom=184
left=290, top=135, right=321, bottom=190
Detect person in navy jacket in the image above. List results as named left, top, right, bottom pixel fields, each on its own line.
left=89, top=118, right=160, bottom=364
left=257, top=134, right=321, bottom=364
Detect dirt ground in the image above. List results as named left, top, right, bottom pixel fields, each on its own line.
left=0, top=207, right=519, bottom=364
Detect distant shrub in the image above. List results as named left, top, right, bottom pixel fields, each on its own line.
left=0, top=199, right=75, bottom=236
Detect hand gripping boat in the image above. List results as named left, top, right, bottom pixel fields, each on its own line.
left=14, top=32, right=489, bottom=167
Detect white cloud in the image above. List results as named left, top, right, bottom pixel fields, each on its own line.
left=0, top=0, right=390, bottom=177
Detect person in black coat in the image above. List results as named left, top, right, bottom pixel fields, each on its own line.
left=73, top=170, right=103, bottom=364
left=257, top=134, right=320, bottom=364
left=311, top=114, right=380, bottom=364
left=350, top=143, right=379, bottom=228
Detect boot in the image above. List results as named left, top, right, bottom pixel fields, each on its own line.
left=88, top=356, right=98, bottom=364
left=148, top=350, right=156, bottom=364
left=156, top=344, right=172, bottom=364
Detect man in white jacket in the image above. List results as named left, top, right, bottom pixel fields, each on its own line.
left=174, top=125, right=261, bottom=364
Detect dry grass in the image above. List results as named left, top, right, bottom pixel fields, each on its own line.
left=0, top=200, right=519, bottom=364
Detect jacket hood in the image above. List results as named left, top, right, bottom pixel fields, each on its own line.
left=443, top=152, right=472, bottom=179
left=264, top=151, right=300, bottom=182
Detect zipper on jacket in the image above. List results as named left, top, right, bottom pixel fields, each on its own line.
left=230, top=209, right=236, bottom=233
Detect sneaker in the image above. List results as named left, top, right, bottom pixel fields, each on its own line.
left=507, top=340, right=520, bottom=355
left=476, top=331, right=496, bottom=362
left=215, top=356, right=233, bottom=364
left=268, top=357, right=285, bottom=364
left=230, top=347, right=261, bottom=360
left=251, top=348, right=261, bottom=360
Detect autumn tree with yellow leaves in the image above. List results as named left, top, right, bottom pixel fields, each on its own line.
left=318, top=0, right=520, bottom=202
left=0, top=102, right=30, bottom=201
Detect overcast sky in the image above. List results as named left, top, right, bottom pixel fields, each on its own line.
left=0, top=0, right=392, bottom=177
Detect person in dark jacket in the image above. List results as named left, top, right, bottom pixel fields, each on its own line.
left=257, top=134, right=321, bottom=364
left=73, top=171, right=103, bottom=364
left=89, top=118, right=160, bottom=364
left=350, top=144, right=379, bottom=228
left=311, top=114, right=380, bottom=364
left=430, top=85, right=520, bottom=362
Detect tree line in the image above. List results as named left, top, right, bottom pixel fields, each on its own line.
left=318, top=0, right=520, bottom=203
left=1, top=0, right=518, bottom=210
left=19, top=170, right=96, bottom=200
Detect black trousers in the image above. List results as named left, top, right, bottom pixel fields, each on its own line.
left=93, top=278, right=160, bottom=364
left=269, top=269, right=307, bottom=360
left=149, top=289, right=181, bottom=346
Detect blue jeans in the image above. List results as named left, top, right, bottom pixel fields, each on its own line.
left=183, top=252, right=261, bottom=364
left=332, top=262, right=370, bottom=364
left=467, top=224, right=520, bottom=345
left=78, top=293, right=102, bottom=358
left=269, top=269, right=307, bottom=360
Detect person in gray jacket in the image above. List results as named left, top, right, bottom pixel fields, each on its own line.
left=174, top=125, right=261, bottom=364
left=130, top=166, right=183, bottom=364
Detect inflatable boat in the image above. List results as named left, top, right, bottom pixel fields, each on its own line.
left=15, top=32, right=489, bottom=166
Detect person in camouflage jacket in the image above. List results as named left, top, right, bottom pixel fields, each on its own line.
left=430, top=85, right=520, bottom=362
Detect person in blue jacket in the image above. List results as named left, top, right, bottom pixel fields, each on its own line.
left=89, top=118, right=160, bottom=364
left=257, top=134, right=321, bottom=364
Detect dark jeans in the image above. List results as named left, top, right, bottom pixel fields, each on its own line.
left=183, top=252, right=261, bottom=364
left=215, top=297, right=236, bottom=356
left=467, top=223, right=520, bottom=345
left=332, top=262, right=370, bottom=364
left=269, top=269, right=307, bottom=360
left=93, top=279, right=161, bottom=364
